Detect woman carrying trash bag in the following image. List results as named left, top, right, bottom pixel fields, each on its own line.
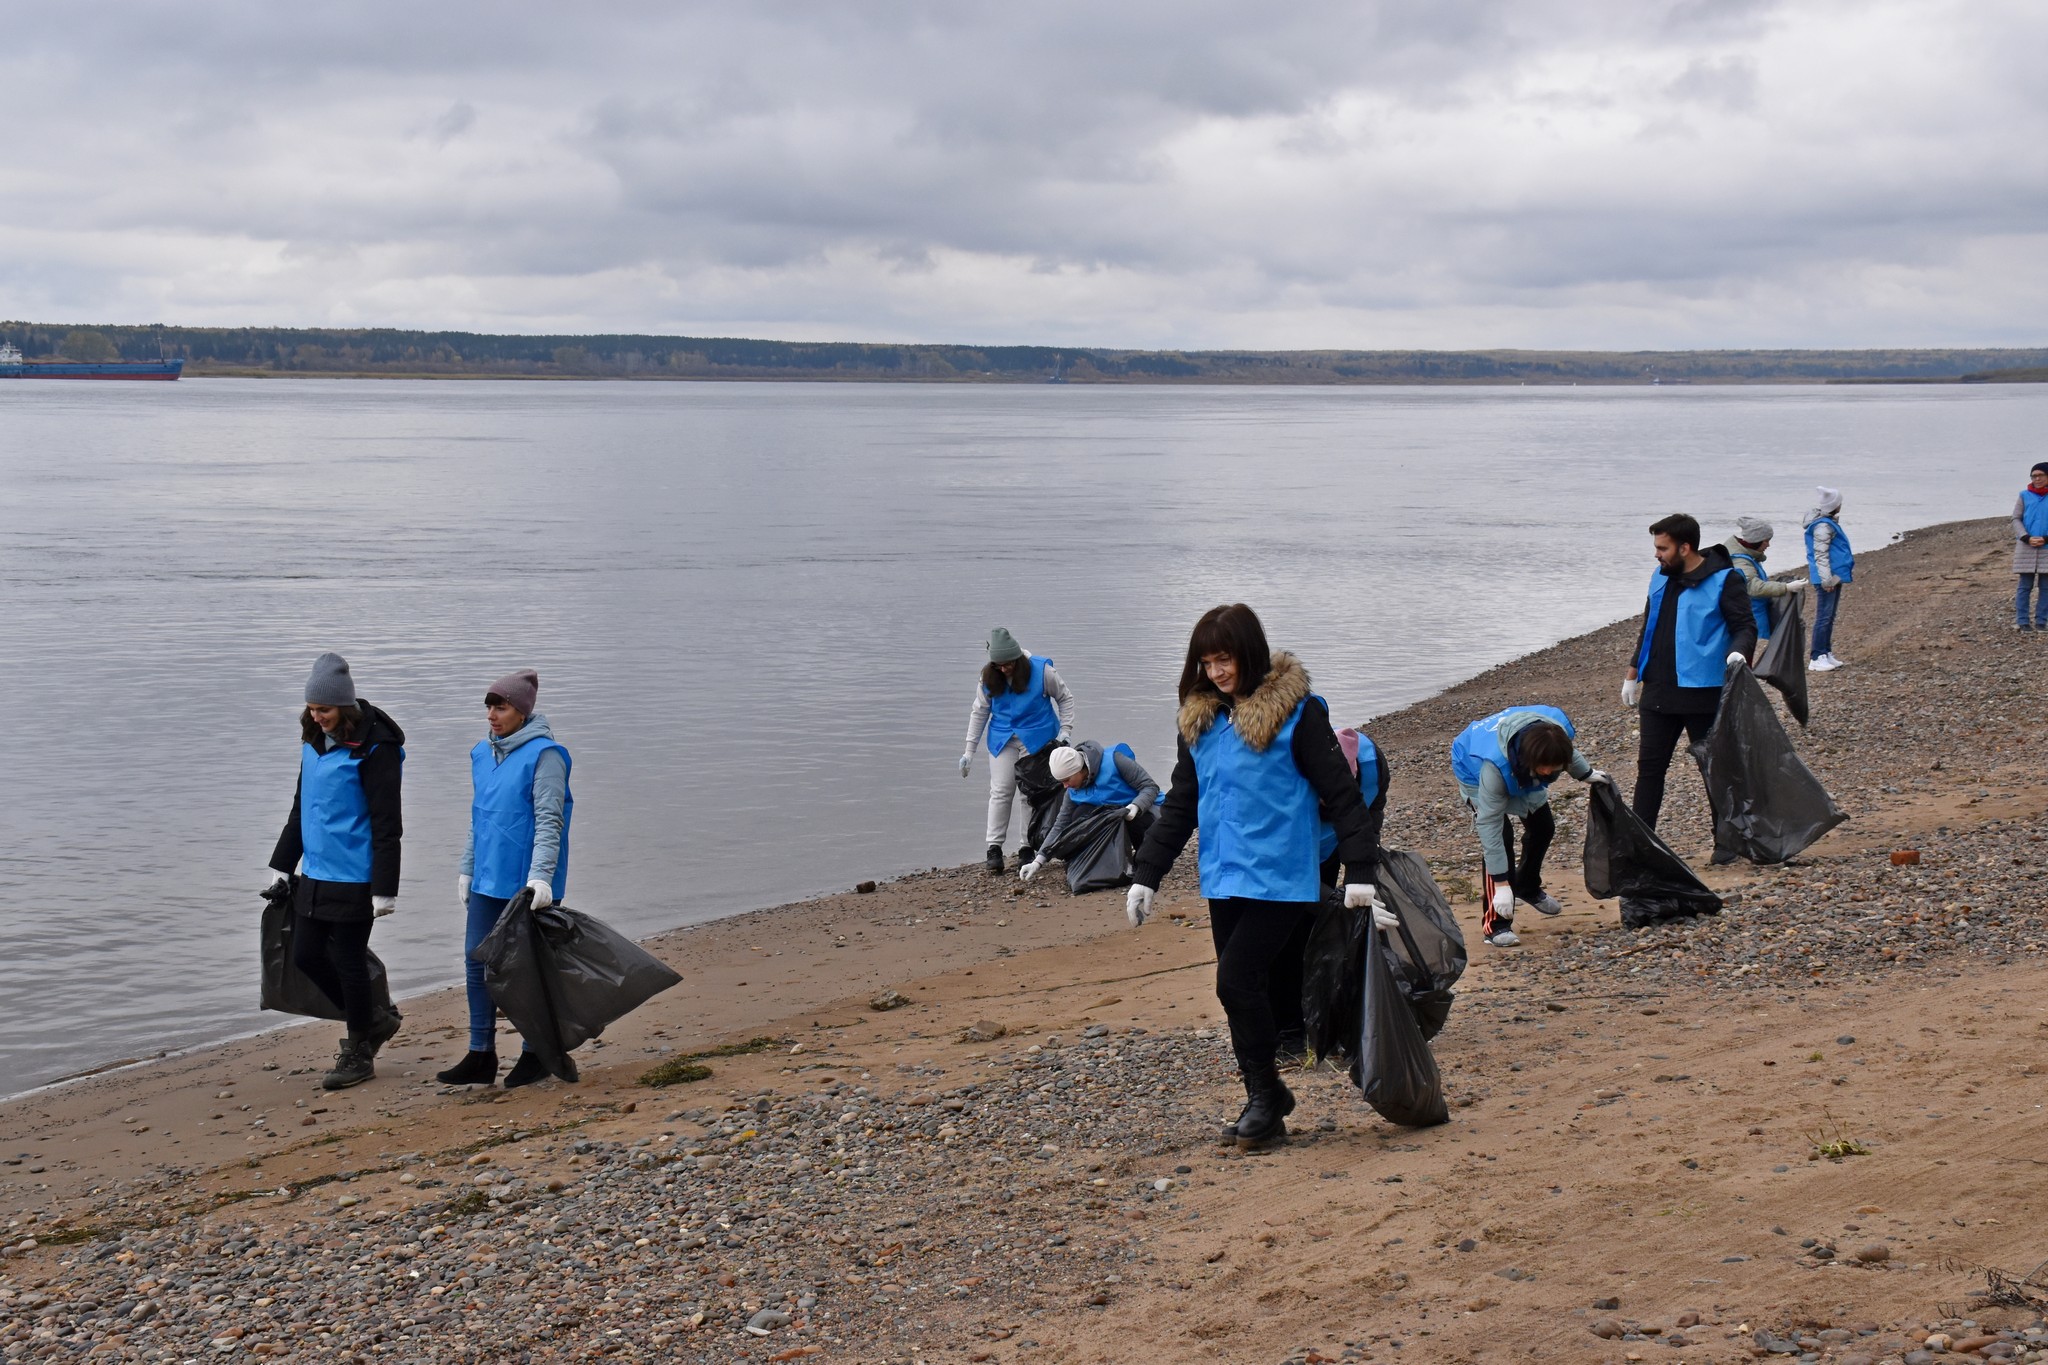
left=439, top=669, right=573, bottom=1090
left=1127, top=604, right=1391, bottom=1149
left=264, top=652, right=405, bottom=1091
left=1019, top=740, right=1161, bottom=884
left=959, top=627, right=1076, bottom=874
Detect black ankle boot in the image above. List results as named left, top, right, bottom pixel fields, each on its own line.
left=502, top=1052, right=550, bottom=1089
left=436, top=1050, right=498, bottom=1086
left=1232, top=1071, right=1295, bottom=1149
left=322, top=1036, right=376, bottom=1091
left=364, top=1006, right=403, bottom=1057
left=985, top=844, right=1005, bottom=874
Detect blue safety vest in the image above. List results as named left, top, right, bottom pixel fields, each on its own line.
left=470, top=738, right=574, bottom=901
left=1635, top=566, right=1737, bottom=688
left=1805, top=517, right=1854, bottom=584
left=985, top=656, right=1061, bottom=757
left=299, top=739, right=400, bottom=883
left=1070, top=743, right=1140, bottom=808
left=2021, top=490, right=2048, bottom=539
left=1727, top=551, right=1773, bottom=639
left=1451, top=707, right=1573, bottom=800
left=1318, top=731, right=1382, bottom=864
left=1191, top=699, right=1320, bottom=904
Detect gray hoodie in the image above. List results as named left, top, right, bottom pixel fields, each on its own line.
left=459, top=713, right=569, bottom=888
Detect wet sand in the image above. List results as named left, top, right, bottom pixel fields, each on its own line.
left=4, top=517, right=2045, bottom=1364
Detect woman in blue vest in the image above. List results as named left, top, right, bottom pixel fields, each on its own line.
left=264, top=652, right=405, bottom=1091
left=1018, top=740, right=1161, bottom=882
left=1451, top=706, right=1602, bottom=948
left=1721, top=516, right=1803, bottom=643
left=1623, top=513, right=1757, bottom=830
left=959, top=627, right=1075, bottom=874
left=1127, top=604, right=1390, bottom=1149
left=1804, top=487, right=1854, bottom=671
left=438, top=669, right=573, bottom=1090
left=2011, top=463, right=2048, bottom=630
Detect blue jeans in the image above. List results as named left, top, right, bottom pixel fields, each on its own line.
left=2019, top=574, right=2048, bottom=627
left=465, top=890, right=534, bottom=1056
left=1810, top=585, right=1843, bottom=659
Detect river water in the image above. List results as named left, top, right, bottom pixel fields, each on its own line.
left=1, top=378, right=2038, bottom=1095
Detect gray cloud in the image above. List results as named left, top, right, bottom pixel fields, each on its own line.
left=1, top=0, right=2043, bottom=346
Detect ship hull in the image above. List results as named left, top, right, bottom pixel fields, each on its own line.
left=1, top=359, right=184, bottom=380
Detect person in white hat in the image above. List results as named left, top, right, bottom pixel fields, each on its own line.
left=1019, top=740, right=1161, bottom=883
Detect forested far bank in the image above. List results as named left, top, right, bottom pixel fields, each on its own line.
left=7, top=320, right=2048, bottom=384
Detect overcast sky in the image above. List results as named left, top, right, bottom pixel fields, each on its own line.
left=2, top=0, right=2043, bottom=349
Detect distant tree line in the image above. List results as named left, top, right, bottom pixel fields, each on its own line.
left=5, top=320, right=2046, bottom=384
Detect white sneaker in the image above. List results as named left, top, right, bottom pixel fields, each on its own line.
left=1809, top=655, right=1840, bottom=672
left=1485, top=928, right=1522, bottom=948
left=1824, top=652, right=1845, bottom=666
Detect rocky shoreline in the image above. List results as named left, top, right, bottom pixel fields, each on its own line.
left=5, top=516, right=2046, bottom=1365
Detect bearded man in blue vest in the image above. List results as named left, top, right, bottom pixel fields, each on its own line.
left=1622, top=512, right=1758, bottom=830
left=438, top=669, right=573, bottom=1090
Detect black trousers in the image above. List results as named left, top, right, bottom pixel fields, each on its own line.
left=1210, top=897, right=1317, bottom=1085
left=293, top=913, right=378, bottom=1035
left=1633, top=708, right=1717, bottom=828
left=1495, top=804, right=1556, bottom=901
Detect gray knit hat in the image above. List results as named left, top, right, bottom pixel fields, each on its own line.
left=485, top=669, right=539, bottom=716
left=986, top=627, right=1025, bottom=664
left=304, top=652, right=357, bottom=707
left=1735, top=515, right=1774, bottom=544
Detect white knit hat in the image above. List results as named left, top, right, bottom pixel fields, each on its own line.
left=1047, top=746, right=1086, bottom=781
left=1815, top=486, right=1843, bottom=514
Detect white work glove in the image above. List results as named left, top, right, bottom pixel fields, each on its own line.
left=958, top=753, right=972, bottom=778
left=526, top=878, right=555, bottom=910
left=372, top=896, right=397, bottom=918
left=1343, top=883, right=1377, bottom=910
left=1019, top=858, right=1046, bottom=883
left=1726, top=651, right=1748, bottom=668
left=1490, top=885, right=1515, bottom=918
left=1621, top=679, right=1641, bottom=707
left=1125, top=884, right=1154, bottom=927
left=262, top=869, right=289, bottom=896
left=457, top=874, right=471, bottom=908
left=1122, top=803, right=1139, bottom=822
left=1371, top=903, right=1399, bottom=932
left=1587, top=768, right=1611, bottom=786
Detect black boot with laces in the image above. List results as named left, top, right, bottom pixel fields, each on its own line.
left=322, top=1036, right=376, bottom=1091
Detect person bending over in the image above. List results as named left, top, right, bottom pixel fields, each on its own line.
left=1451, top=707, right=1603, bottom=948
left=1020, top=740, right=1160, bottom=882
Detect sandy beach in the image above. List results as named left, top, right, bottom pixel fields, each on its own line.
left=5, top=516, right=2045, bottom=1365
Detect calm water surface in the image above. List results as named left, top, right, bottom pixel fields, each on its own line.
left=1, top=379, right=2038, bottom=1094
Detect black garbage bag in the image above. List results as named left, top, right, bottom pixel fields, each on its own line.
left=1373, top=849, right=1466, bottom=1041
left=472, top=890, right=683, bottom=1082
left=258, top=879, right=397, bottom=1021
left=1753, top=592, right=1811, bottom=726
left=1690, top=667, right=1848, bottom=866
left=1355, top=919, right=1450, bottom=1128
left=1042, top=801, right=1135, bottom=894
left=1012, top=741, right=1066, bottom=851
left=1583, top=776, right=1723, bottom=928
left=1301, top=890, right=1366, bottom=1064
left=1302, top=849, right=1466, bottom=1063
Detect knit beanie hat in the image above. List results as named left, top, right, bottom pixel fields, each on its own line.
left=304, top=652, right=357, bottom=707
left=986, top=627, right=1025, bottom=664
left=1814, top=486, right=1843, bottom=515
left=2031, top=462, right=2048, bottom=478
left=1735, top=515, right=1774, bottom=544
left=1048, top=746, right=1086, bottom=781
left=485, top=669, right=540, bottom=716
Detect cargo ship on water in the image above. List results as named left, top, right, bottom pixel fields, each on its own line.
left=0, top=342, right=183, bottom=380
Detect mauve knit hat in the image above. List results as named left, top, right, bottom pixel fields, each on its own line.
left=486, top=669, right=539, bottom=715
left=304, top=652, right=357, bottom=707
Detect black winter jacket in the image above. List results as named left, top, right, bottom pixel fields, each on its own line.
left=1633, top=545, right=1759, bottom=715
left=270, top=700, right=405, bottom=908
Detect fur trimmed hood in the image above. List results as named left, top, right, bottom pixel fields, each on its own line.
left=1177, top=651, right=1309, bottom=752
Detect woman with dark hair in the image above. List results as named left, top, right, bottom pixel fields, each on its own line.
left=1128, top=604, right=1391, bottom=1149
left=264, top=652, right=405, bottom=1090
left=1449, top=707, right=1603, bottom=948
left=959, top=627, right=1076, bottom=873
